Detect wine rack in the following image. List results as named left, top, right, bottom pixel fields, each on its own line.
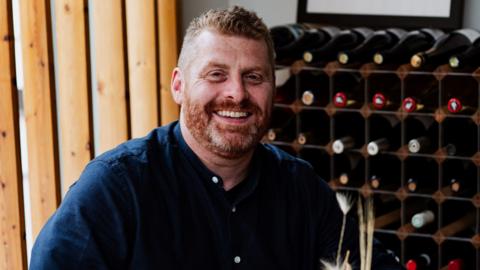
left=267, top=61, right=480, bottom=269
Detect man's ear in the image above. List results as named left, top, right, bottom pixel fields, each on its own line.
left=171, top=67, right=183, bottom=105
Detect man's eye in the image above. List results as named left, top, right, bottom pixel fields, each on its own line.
left=245, top=73, right=263, bottom=84
left=206, top=71, right=227, bottom=82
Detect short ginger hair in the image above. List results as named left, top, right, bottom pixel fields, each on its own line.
left=177, top=6, right=275, bottom=74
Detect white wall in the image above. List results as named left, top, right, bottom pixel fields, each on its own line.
left=180, top=0, right=228, bottom=36
left=181, top=0, right=480, bottom=32
left=463, top=0, right=480, bottom=30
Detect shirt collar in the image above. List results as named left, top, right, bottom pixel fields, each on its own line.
left=173, top=122, right=262, bottom=204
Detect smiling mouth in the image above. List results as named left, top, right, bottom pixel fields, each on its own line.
left=215, top=110, right=251, bottom=119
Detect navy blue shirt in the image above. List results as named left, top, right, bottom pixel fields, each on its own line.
left=30, top=122, right=401, bottom=269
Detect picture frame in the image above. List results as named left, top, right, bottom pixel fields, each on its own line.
left=297, top=0, right=464, bottom=30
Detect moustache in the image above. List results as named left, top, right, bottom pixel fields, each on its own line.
left=205, top=99, right=263, bottom=116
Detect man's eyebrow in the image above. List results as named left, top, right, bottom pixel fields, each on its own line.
left=201, top=62, right=229, bottom=72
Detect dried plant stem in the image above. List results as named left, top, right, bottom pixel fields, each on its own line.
left=336, top=214, right=347, bottom=265
left=357, top=197, right=366, bottom=270
left=365, top=198, right=375, bottom=270
left=342, top=250, right=351, bottom=270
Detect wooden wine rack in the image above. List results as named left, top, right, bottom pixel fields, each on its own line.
left=268, top=61, right=480, bottom=269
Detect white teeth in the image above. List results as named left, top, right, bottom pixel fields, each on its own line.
left=217, top=111, right=248, bottom=118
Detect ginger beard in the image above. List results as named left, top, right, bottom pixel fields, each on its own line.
left=183, top=94, right=271, bottom=159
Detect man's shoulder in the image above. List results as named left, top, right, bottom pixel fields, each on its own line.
left=261, top=143, right=314, bottom=173
left=93, top=122, right=177, bottom=168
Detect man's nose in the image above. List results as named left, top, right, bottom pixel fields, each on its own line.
left=224, top=76, right=249, bottom=102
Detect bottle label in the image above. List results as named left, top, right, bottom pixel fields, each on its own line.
left=453, top=28, right=480, bottom=43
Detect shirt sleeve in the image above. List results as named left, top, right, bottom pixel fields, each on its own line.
left=30, top=160, right=134, bottom=270
left=313, top=174, right=404, bottom=270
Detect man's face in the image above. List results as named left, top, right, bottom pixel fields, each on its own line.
left=173, top=30, right=274, bottom=159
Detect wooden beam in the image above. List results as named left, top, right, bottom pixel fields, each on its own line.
left=19, top=0, right=61, bottom=239
left=158, top=0, right=179, bottom=124
left=126, top=0, right=159, bottom=137
left=54, top=0, right=93, bottom=195
left=91, top=0, right=129, bottom=153
left=0, top=0, right=27, bottom=268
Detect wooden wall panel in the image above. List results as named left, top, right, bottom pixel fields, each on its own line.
left=0, top=0, right=27, bottom=268
left=19, top=0, right=60, bottom=239
left=126, top=0, right=159, bottom=137
left=91, top=0, right=129, bottom=153
left=158, top=0, right=179, bottom=124
left=54, top=0, right=93, bottom=195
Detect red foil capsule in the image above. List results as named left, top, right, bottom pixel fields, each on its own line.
left=448, top=259, right=463, bottom=270
left=406, top=259, right=417, bottom=270
left=372, top=93, right=387, bottom=109
left=402, top=97, right=418, bottom=112
left=333, top=92, right=347, bottom=107
left=447, top=98, right=463, bottom=113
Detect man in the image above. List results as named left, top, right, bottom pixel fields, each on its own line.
left=31, top=6, right=401, bottom=269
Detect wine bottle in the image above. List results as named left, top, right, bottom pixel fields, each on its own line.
left=402, top=73, right=439, bottom=113
left=446, top=259, right=463, bottom=270
left=271, top=24, right=340, bottom=64
left=444, top=96, right=477, bottom=115
left=297, top=69, right=330, bottom=106
left=406, top=253, right=432, bottom=270
left=332, top=136, right=355, bottom=154
left=449, top=34, right=480, bottom=68
left=331, top=71, right=363, bottom=108
left=338, top=28, right=407, bottom=64
left=334, top=152, right=363, bottom=186
left=411, top=209, right=435, bottom=229
left=405, top=157, right=438, bottom=193
left=442, top=159, right=477, bottom=198
left=332, top=91, right=357, bottom=108
left=267, top=108, right=296, bottom=142
left=367, top=138, right=390, bottom=156
left=303, top=27, right=373, bottom=64
left=405, top=116, right=437, bottom=154
left=373, top=28, right=444, bottom=65
left=410, top=29, right=480, bottom=68
left=370, top=82, right=401, bottom=110
left=297, top=110, right=330, bottom=145
left=442, top=118, right=477, bottom=157
left=367, top=114, right=401, bottom=155
left=301, top=88, right=329, bottom=106
left=333, top=112, right=365, bottom=153
left=368, top=174, right=399, bottom=191
left=402, top=84, right=439, bottom=113
left=408, top=137, right=432, bottom=154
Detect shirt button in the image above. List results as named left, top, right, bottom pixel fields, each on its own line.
left=232, top=206, right=236, bottom=212
left=234, top=256, right=241, bottom=264
left=211, top=176, right=219, bottom=184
